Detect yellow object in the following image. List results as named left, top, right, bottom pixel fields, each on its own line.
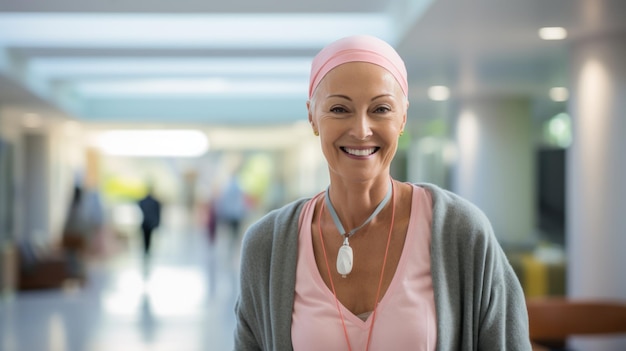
left=520, top=254, right=548, bottom=297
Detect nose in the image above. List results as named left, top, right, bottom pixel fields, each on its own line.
left=350, top=111, right=373, bottom=140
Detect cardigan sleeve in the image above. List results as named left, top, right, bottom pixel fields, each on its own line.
left=233, top=199, right=307, bottom=351
left=476, top=238, right=532, bottom=350
left=234, top=216, right=273, bottom=351
left=471, top=210, right=532, bottom=350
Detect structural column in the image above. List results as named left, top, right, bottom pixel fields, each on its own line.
left=567, top=30, right=626, bottom=351
left=21, top=133, right=50, bottom=241
left=567, top=32, right=626, bottom=298
left=452, top=97, right=534, bottom=246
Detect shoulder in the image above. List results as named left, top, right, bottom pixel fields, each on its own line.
left=417, top=183, right=490, bottom=225
left=246, top=198, right=309, bottom=234
left=241, top=198, right=309, bottom=255
left=415, top=183, right=494, bottom=247
left=239, top=197, right=310, bottom=281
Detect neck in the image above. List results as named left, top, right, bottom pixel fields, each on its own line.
left=326, top=176, right=393, bottom=230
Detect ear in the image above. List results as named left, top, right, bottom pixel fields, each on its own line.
left=401, top=100, right=409, bottom=131
left=307, top=100, right=316, bottom=130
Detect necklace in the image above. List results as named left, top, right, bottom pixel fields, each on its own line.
left=325, top=179, right=393, bottom=277
left=318, top=179, right=396, bottom=351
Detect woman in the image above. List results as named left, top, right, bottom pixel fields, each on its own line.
left=234, top=35, right=531, bottom=351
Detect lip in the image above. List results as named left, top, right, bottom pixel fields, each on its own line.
left=340, top=146, right=380, bottom=158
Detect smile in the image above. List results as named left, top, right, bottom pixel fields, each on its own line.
left=341, top=147, right=379, bottom=157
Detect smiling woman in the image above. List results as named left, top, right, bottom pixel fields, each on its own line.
left=234, top=35, right=532, bottom=351
left=94, top=129, right=209, bottom=157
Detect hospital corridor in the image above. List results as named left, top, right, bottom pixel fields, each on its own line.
left=0, top=206, right=239, bottom=351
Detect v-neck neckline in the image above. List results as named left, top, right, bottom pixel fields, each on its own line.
left=304, top=184, right=417, bottom=327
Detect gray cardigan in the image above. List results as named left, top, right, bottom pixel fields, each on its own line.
left=234, top=183, right=531, bottom=350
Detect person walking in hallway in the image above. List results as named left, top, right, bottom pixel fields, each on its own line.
left=213, top=174, right=249, bottom=252
left=62, top=185, right=90, bottom=281
left=138, top=185, right=162, bottom=261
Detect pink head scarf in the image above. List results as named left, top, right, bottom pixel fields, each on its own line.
left=308, top=35, right=408, bottom=99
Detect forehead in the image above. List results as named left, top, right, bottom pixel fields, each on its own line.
left=313, top=62, right=403, bottom=98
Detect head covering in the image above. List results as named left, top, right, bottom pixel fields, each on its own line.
left=308, top=35, right=408, bottom=99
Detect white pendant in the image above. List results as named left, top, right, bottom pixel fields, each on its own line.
left=337, top=244, right=353, bottom=277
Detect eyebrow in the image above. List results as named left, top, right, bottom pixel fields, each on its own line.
left=326, top=94, right=351, bottom=101
left=326, top=94, right=394, bottom=102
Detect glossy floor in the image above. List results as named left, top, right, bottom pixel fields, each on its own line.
left=0, top=223, right=239, bottom=351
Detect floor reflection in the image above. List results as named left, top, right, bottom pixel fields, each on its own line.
left=0, top=219, right=238, bottom=351
left=139, top=292, right=157, bottom=343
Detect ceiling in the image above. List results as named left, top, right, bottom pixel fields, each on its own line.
left=0, top=0, right=625, bottom=127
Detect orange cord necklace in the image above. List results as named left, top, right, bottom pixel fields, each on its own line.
left=317, top=180, right=396, bottom=351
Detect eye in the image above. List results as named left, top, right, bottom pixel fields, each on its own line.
left=330, top=106, right=348, bottom=113
left=373, top=105, right=391, bottom=113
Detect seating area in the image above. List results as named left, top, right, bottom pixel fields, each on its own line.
left=507, top=245, right=567, bottom=298
left=508, top=247, right=626, bottom=350
left=15, top=239, right=74, bottom=290
left=527, top=298, right=626, bottom=350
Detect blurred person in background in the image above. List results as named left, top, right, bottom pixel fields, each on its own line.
left=234, top=35, right=531, bottom=350
left=213, top=173, right=250, bottom=251
left=205, top=197, right=218, bottom=247
left=81, top=186, right=106, bottom=256
left=138, top=185, right=162, bottom=262
left=62, top=185, right=90, bottom=281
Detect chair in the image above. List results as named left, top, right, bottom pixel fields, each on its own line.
left=527, top=297, right=626, bottom=350
left=16, top=238, right=72, bottom=290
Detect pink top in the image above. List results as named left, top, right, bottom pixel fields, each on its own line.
left=292, top=184, right=436, bottom=350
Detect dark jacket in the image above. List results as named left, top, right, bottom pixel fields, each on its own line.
left=139, top=194, right=161, bottom=231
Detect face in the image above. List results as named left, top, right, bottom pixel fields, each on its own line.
left=308, top=62, right=408, bottom=183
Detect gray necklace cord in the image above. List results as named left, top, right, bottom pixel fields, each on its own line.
left=324, top=179, right=393, bottom=244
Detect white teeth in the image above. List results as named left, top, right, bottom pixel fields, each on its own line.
left=344, top=147, right=376, bottom=156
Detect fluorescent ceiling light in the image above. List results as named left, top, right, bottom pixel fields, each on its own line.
left=28, top=58, right=312, bottom=79
left=427, top=86, right=450, bottom=101
left=0, top=13, right=393, bottom=48
left=77, top=78, right=229, bottom=96
left=96, top=129, right=209, bottom=157
left=549, top=87, right=569, bottom=102
left=72, top=78, right=308, bottom=97
left=539, top=27, right=567, bottom=40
